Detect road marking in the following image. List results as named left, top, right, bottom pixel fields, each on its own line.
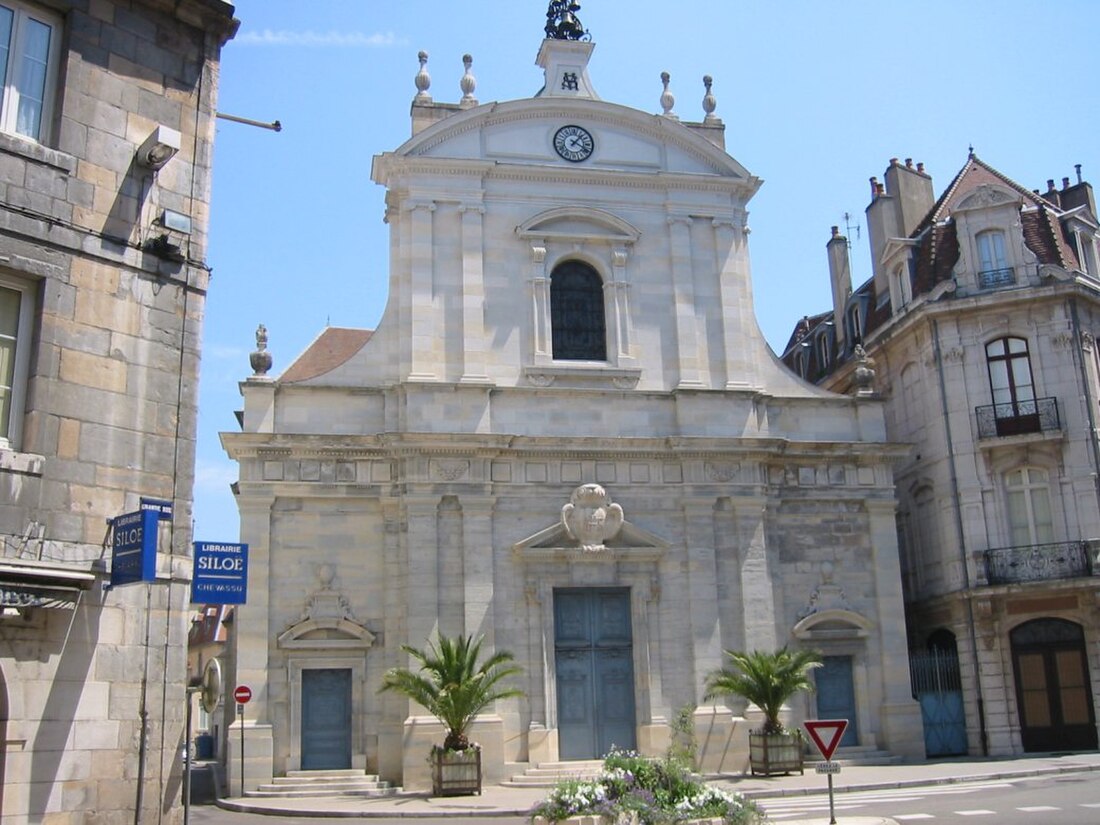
left=895, top=815, right=935, bottom=820
left=1081, top=803, right=1100, bottom=808
left=1016, top=806, right=1059, bottom=812
left=955, top=811, right=996, bottom=817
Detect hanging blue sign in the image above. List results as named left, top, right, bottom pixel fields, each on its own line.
left=110, top=509, right=159, bottom=587
left=191, top=542, right=249, bottom=605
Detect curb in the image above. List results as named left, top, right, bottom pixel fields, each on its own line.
left=737, top=761, right=1100, bottom=801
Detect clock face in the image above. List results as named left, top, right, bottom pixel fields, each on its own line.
left=554, top=125, right=594, bottom=163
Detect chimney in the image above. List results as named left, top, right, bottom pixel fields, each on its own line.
left=1042, top=179, right=1061, bottom=208
left=828, top=226, right=852, bottom=350
left=1059, top=164, right=1097, bottom=216
left=884, top=156, right=935, bottom=238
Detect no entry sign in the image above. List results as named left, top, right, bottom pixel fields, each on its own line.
left=233, top=685, right=252, bottom=704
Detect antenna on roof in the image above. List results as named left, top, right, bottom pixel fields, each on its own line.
left=843, top=211, right=861, bottom=245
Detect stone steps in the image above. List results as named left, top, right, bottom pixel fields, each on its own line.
left=244, top=769, right=399, bottom=798
left=504, top=760, right=605, bottom=787
left=828, top=746, right=904, bottom=766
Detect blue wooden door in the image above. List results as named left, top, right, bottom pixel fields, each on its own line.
left=555, top=588, right=636, bottom=759
left=815, top=656, right=858, bottom=747
left=301, top=668, right=352, bottom=770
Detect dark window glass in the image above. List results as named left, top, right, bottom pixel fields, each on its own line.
left=551, top=261, right=606, bottom=361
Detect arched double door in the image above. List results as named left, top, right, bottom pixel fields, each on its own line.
left=1010, top=618, right=1098, bottom=752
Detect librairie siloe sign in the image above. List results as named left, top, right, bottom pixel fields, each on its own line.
left=109, top=509, right=159, bottom=587
left=191, top=542, right=249, bottom=604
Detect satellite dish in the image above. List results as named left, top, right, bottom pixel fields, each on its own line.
left=200, top=658, right=222, bottom=715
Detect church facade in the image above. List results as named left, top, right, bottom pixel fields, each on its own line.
left=223, top=23, right=923, bottom=791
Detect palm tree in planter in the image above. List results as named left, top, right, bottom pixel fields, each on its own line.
left=380, top=634, right=524, bottom=795
left=704, top=646, right=822, bottom=776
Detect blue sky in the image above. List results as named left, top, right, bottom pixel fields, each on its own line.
left=194, top=0, right=1100, bottom=542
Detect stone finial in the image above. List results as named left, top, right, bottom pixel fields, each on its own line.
left=659, top=71, right=676, bottom=118
left=852, top=343, right=876, bottom=396
left=561, top=483, right=624, bottom=552
left=459, top=53, right=478, bottom=108
left=702, top=75, right=719, bottom=123
left=414, top=50, right=432, bottom=103
left=250, top=323, right=272, bottom=377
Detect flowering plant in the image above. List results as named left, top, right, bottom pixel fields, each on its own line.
left=530, top=748, right=761, bottom=824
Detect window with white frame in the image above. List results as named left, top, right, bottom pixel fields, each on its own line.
left=1075, top=230, right=1097, bottom=277
left=0, top=277, right=34, bottom=449
left=0, top=1, right=61, bottom=142
left=976, top=229, right=1012, bottom=287
left=890, top=263, right=911, bottom=309
left=1005, top=467, right=1054, bottom=546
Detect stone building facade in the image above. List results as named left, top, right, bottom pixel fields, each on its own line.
left=224, top=27, right=924, bottom=792
left=783, top=154, right=1100, bottom=757
left=0, top=1, right=236, bottom=822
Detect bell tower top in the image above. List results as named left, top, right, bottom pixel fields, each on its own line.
left=537, top=2, right=598, bottom=99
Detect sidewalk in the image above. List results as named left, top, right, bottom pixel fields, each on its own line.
left=215, top=751, right=1100, bottom=820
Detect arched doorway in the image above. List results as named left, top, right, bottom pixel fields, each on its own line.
left=1010, top=618, right=1097, bottom=752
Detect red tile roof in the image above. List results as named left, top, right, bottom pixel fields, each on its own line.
left=280, top=327, right=373, bottom=383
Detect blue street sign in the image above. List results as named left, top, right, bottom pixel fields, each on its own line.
left=191, top=542, right=249, bottom=604
left=140, top=497, right=174, bottom=520
left=110, top=509, right=159, bottom=587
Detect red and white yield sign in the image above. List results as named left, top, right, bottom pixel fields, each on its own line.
left=233, top=684, right=252, bottom=704
left=804, top=719, right=848, bottom=761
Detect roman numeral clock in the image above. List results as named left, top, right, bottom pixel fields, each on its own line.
left=554, top=124, right=594, bottom=162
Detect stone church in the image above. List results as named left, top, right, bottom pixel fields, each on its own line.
left=223, top=9, right=923, bottom=792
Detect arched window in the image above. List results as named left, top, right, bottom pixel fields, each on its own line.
left=550, top=260, right=606, bottom=361
left=890, top=263, right=912, bottom=309
left=1005, top=467, right=1054, bottom=546
left=816, top=332, right=831, bottom=372
left=846, top=302, right=863, bottom=348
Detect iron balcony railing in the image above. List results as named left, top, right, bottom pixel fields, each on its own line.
left=975, top=396, right=1059, bottom=439
left=978, top=266, right=1015, bottom=288
left=984, top=540, right=1095, bottom=585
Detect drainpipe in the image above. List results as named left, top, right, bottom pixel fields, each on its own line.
left=1068, top=298, right=1100, bottom=517
left=932, top=319, right=989, bottom=756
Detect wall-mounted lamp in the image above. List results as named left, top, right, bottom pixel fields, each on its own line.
left=136, top=125, right=181, bottom=170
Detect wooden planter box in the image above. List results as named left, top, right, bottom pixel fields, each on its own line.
left=748, top=731, right=803, bottom=776
left=431, top=747, right=481, bottom=796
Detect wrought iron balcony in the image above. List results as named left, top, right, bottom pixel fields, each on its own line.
left=978, top=266, right=1015, bottom=288
left=975, top=397, right=1059, bottom=439
left=984, top=540, right=1095, bottom=585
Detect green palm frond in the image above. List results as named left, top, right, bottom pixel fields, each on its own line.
left=380, top=633, right=525, bottom=750
left=704, top=647, right=822, bottom=734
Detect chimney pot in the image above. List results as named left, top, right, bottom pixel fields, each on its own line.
left=890, top=157, right=899, bottom=166
left=1062, top=177, right=1071, bottom=190
left=869, top=176, right=878, bottom=197
left=1076, top=163, right=1083, bottom=184
left=1047, top=179, right=1056, bottom=191
left=876, top=182, right=885, bottom=195
left=831, top=225, right=839, bottom=237
left=905, top=158, right=913, bottom=168
left=917, top=162, right=925, bottom=173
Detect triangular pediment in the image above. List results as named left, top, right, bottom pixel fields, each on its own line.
left=513, top=518, right=668, bottom=563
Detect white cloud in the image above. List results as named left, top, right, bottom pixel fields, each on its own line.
left=237, top=29, right=405, bottom=47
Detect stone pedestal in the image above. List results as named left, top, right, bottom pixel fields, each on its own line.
left=694, top=705, right=748, bottom=775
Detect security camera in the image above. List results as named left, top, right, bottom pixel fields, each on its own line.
left=136, top=125, right=181, bottom=170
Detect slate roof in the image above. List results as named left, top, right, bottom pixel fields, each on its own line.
left=280, top=327, right=373, bottom=383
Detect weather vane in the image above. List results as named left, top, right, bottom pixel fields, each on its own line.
left=545, top=1, right=590, bottom=41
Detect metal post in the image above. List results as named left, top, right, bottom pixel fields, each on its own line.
left=183, top=691, right=192, bottom=825
left=238, top=703, right=245, bottom=797
left=828, top=772, right=836, bottom=825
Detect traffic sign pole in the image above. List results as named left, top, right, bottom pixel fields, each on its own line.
left=804, top=719, right=849, bottom=825
left=828, top=772, right=836, bottom=825
left=234, top=685, right=251, bottom=796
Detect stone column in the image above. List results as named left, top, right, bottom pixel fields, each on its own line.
left=460, top=204, right=490, bottom=383
left=734, top=496, right=777, bottom=652
left=668, top=216, right=703, bottom=387
left=714, top=217, right=755, bottom=389
left=228, top=493, right=275, bottom=794
left=609, top=246, right=634, bottom=362
left=635, top=576, right=668, bottom=756
left=866, top=498, right=925, bottom=757
left=529, top=244, right=550, bottom=362
left=377, top=496, right=406, bottom=782
left=407, top=202, right=437, bottom=381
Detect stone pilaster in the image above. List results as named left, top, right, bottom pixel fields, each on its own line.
left=734, top=497, right=777, bottom=652
left=460, top=204, right=490, bottom=383
left=669, top=216, right=703, bottom=387
left=714, top=217, right=756, bottom=389
left=407, top=202, right=437, bottom=380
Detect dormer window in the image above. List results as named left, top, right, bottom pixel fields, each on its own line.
left=1074, top=230, right=1098, bottom=277
left=890, top=263, right=912, bottom=309
left=977, top=230, right=1013, bottom=288
left=550, top=260, right=607, bottom=361
left=846, top=303, right=863, bottom=349
left=817, top=331, right=831, bottom=372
